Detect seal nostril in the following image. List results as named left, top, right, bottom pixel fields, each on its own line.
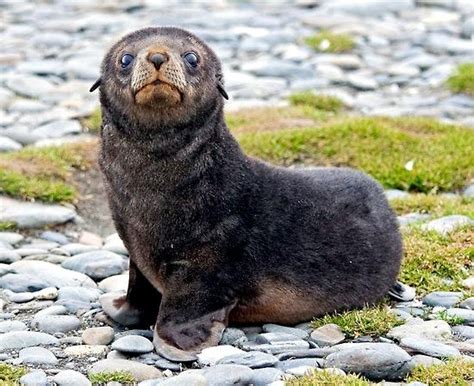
left=149, top=53, right=167, bottom=70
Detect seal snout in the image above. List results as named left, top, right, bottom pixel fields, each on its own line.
left=131, top=46, right=186, bottom=106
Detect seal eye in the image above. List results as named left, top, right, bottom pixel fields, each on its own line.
left=120, top=54, right=134, bottom=69
left=184, top=52, right=198, bottom=67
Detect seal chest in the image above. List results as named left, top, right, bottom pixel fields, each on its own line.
left=94, top=26, right=403, bottom=362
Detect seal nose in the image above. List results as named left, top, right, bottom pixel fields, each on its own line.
left=149, top=53, right=168, bottom=70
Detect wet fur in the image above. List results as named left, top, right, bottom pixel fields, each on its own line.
left=97, top=27, right=403, bottom=355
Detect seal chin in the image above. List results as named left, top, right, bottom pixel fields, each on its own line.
left=134, top=81, right=182, bottom=106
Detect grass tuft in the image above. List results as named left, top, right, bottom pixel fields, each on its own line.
left=81, top=108, right=102, bottom=134
left=436, top=310, right=465, bottom=326
left=311, top=305, right=403, bottom=338
left=0, top=363, right=27, bottom=383
left=447, top=63, right=474, bottom=95
left=390, top=194, right=474, bottom=218
left=286, top=369, right=373, bottom=386
left=0, top=222, right=17, bottom=231
left=289, top=92, right=344, bottom=112
left=236, top=115, right=474, bottom=193
left=0, top=140, right=96, bottom=203
left=304, top=30, right=355, bottom=53
left=400, top=227, right=473, bottom=295
left=407, top=358, right=474, bottom=385
left=89, top=370, right=136, bottom=384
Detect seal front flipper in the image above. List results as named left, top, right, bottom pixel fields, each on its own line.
left=153, top=287, right=237, bottom=362
left=99, top=260, right=161, bottom=327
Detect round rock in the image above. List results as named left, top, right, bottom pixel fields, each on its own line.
left=82, top=326, right=115, bottom=345
left=111, top=335, right=154, bottom=355
left=53, top=370, right=91, bottom=386
left=31, top=314, right=81, bottom=334
left=19, top=347, right=58, bottom=365
left=89, top=359, right=162, bottom=382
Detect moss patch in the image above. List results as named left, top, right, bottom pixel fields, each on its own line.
left=81, top=108, right=102, bottom=134
left=436, top=309, right=465, bottom=326
left=0, top=363, right=27, bottom=383
left=287, top=369, right=373, bottom=386
left=0, top=140, right=97, bottom=203
left=311, top=305, right=403, bottom=338
left=235, top=116, right=474, bottom=193
left=391, top=194, right=474, bottom=218
left=447, top=63, right=474, bottom=95
left=89, top=371, right=136, bottom=384
left=289, top=91, right=344, bottom=112
left=407, top=358, right=474, bottom=385
left=304, top=30, right=355, bottom=53
left=400, top=227, right=473, bottom=295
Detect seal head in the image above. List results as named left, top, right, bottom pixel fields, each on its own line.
left=91, top=27, right=228, bottom=131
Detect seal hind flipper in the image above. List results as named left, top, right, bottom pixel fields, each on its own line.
left=388, top=281, right=416, bottom=302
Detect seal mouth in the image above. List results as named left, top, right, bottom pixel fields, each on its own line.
left=133, top=79, right=183, bottom=105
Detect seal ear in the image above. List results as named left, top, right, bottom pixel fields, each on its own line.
left=216, top=73, right=229, bottom=100
left=89, top=78, right=101, bottom=92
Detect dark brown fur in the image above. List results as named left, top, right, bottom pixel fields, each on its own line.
left=95, top=27, right=403, bottom=361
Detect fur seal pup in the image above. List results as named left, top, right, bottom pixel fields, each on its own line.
left=92, top=27, right=403, bottom=361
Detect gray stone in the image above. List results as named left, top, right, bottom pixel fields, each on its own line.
left=325, top=343, right=411, bottom=380
left=5, top=75, right=55, bottom=98
left=103, top=233, right=128, bottom=255
left=446, top=308, right=474, bottom=323
left=3, top=289, right=34, bottom=303
left=217, top=351, right=278, bottom=368
left=146, top=371, right=207, bottom=385
left=249, top=368, right=284, bottom=386
left=463, top=184, right=474, bottom=198
left=385, top=189, right=409, bottom=200
left=387, top=320, right=452, bottom=341
left=460, top=297, right=474, bottom=310
left=31, top=314, right=81, bottom=334
left=0, top=250, right=21, bottom=263
left=400, top=337, right=461, bottom=358
left=421, top=215, right=473, bottom=235
left=310, top=324, right=345, bottom=347
left=453, top=325, right=474, bottom=340
left=154, top=357, right=182, bottom=371
left=40, top=231, right=69, bottom=245
left=276, top=358, right=324, bottom=372
left=347, top=74, right=378, bottom=91
left=201, top=364, right=254, bottom=386
left=262, top=324, right=309, bottom=340
left=20, top=370, right=48, bottom=386
left=111, top=335, right=154, bottom=355
left=462, top=16, right=474, bottom=38
left=0, top=232, right=23, bottom=245
left=82, top=326, right=115, bottom=345
left=423, top=291, right=463, bottom=308
left=241, top=340, right=310, bottom=354
left=64, top=345, right=108, bottom=358
left=32, top=119, right=82, bottom=139
left=62, top=250, right=127, bottom=280
left=53, top=370, right=91, bottom=386
left=425, top=34, right=474, bottom=55
left=409, top=354, right=443, bottom=368
left=89, top=359, right=162, bottom=382
left=197, top=345, right=244, bottom=366
left=398, top=213, right=431, bottom=228
left=0, top=136, right=22, bottom=152
left=320, top=0, right=414, bottom=16
left=15, top=247, right=49, bottom=257
left=256, top=332, right=304, bottom=344
left=0, top=331, right=59, bottom=350
left=0, top=320, right=28, bottom=333
left=11, top=260, right=97, bottom=288
left=0, top=197, right=76, bottom=228
left=241, top=59, right=313, bottom=79
left=19, top=346, right=58, bottom=365
left=0, top=273, right=49, bottom=292
left=220, top=327, right=247, bottom=345
left=98, top=274, right=128, bottom=293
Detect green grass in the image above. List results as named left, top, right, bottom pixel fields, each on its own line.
left=391, top=194, right=474, bottom=217
left=447, top=63, right=474, bottom=95
left=0, top=364, right=26, bottom=383
left=235, top=116, right=474, bottom=193
left=289, top=92, right=344, bottom=112
left=436, top=310, right=465, bottom=326
left=0, top=141, right=96, bottom=203
left=89, top=371, right=135, bottom=384
left=400, top=227, right=473, bottom=295
left=304, top=30, right=355, bottom=53
left=287, top=369, right=373, bottom=386
left=81, top=108, right=102, bottom=133
left=311, top=305, right=403, bottom=338
left=0, top=222, right=16, bottom=231
left=407, top=358, right=474, bottom=385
